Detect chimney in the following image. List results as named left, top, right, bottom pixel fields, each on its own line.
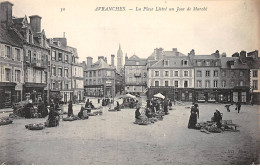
left=232, top=52, right=239, bottom=57
left=172, top=48, right=177, bottom=55
left=29, top=15, right=42, bottom=33
left=247, top=50, right=258, bottom=59
left=221, top=52, right=227, bottom=57
left=98, top=56, right=104, bottom=61
left=125, top=53, right=128, bottom=61
left=215, top=50, right=220, bottom=58
left=111, top=54, right=115, bottom=66
left=240, top=50, right=247, bottom=63
left=0, top=1, right=13, bottom=28
left=188, top=49, right=195, bottom=56
left=86, top=57, right=93, bottom=68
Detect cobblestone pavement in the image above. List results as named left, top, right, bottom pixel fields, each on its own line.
left=0, top=100, right=259, bottom=165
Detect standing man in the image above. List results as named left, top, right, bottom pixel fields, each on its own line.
left=236, top=101, right=241, bottom=113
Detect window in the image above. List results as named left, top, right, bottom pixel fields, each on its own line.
left=206, top=70, right=210, bottom=77
left=93, top=71, right=96, bottom=77
left=165, top=81, right=169, bottom=86
left=136, top=62, right=139, bottom=65
left=52, top=67, right=56, bottom=76
left=197, top=70, right=202, bottom=77
left=240, top=80, right=244, bottom=86
left=184, top=81, right=188, bottom=88
left=240, top=71, right=244, bottom=77
left=28, top=50, right=32, bottom=62
left=213, top=70, right=218, bottom=77
left=65, top=55, right=68, bottom=63
left=165, top=71, right=169, bottom=77
left=174, top=71, right=178, bottom=77
left=253, top=70, right=258, bottom=77
left=52, top=82, right=56, bottom=89
left=15, top=48, right=21, bottom=61
left=164, top=60, right=169, bottom=66
left=230, top=81, right=234, bottom=87
left=106, top=71, right=111, bottom=76
left=184, top=71, right=188, bottom=77
left=93, top=79, right=96, bottom=85
left=222, top=80, right=226, bottom=87
left=98, top=79, right=101, bottom=84
left=64, top=69, right=68, bottom=77
left=74, top=80, right=76, bottom=88
left=5, top=46, right=11, bottom=59
left=206, top=61, right=210, bottom=66
left=59, top=82, right=62, bottom=90
left=5, top=68, right=11, bottom=81
left=98, top=70, right=101, bottom=76
left=155, top=81, right=159, bottom=86
left=58, top=53, right=62, bottom=61
left=89, top=79, right=92, bottom=85
left=197, top=80, right=202, bottom=88
left=65, top=83, right=69, bottom=89
left=51, top=51, right=56, bottom=61
left=174, top=81, right=178, bottom=88
left=183, top=60, right=188, bottom=65
left=213, top=80, right=218, bottom=88
left=155, top=71, right=159, bottom=77
left=58, top=68, right=62, bottom=77
left=15, top=70, right=21, bottom=82
left=89, top=71, right=92, bottom=77
left=205, top=80, right=210, bottom=88
left=253, top=80, right=258, bottom=89
left=222, top=71, right=226, bottom=77
left=129, top=77, right=132, bottom=82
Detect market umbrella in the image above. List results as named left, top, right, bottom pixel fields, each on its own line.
left=153, top=93, right=165, bottom=99
left=125, top=93, right=137, bottom=99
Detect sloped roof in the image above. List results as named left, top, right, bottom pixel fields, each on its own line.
left=192, top=54, right=219, bottom=59
left=125, top=55, right=147, bottom=66
left=149, top=56, right=193, bottom=68
left=0, top=25, right=23, bottom=48
left=88, top=59, right=115, bottom=70
left=147, top=49, right=186, bottom=60
left=246, top=57, right=260, bottom=69
left=221, top=57, right=250, bottom=69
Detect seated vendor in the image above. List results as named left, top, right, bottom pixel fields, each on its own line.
left=213, top=108, right=222, bottom=128
left=135, top=107, right=142, bottom=119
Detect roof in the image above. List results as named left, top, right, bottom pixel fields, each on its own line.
left=220, top=57, right=250, bottom=69
left=0, top=25, right=23, bottom=48
left=192, top=54, right=219, bottom=59
left=149, top=56, right=193, bottom=68
left=67, top=46, right=78, bottom=58
left=246, top=57, right=260, bottom=69
left=147, top=49, right=186, bottom=60
left=87, top=59, right=115, bottom=71
left=125, top=55, right=147, bottom=66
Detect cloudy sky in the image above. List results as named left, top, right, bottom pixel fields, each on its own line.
left=10, top=0, right=260, bottom=64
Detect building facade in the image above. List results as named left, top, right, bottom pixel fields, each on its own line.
left=84, top=56, right=116, bottom=98
left=13, top=15, right=49, bottom=103
left=147, top=48, right=194, bottom=101
left=0, top=1, right=24, bottom=108
left=124, top=54, right=147, bottom=95
left=48, top=38, right=73, bottom=103
left=68, top=46, right=84, bottom=102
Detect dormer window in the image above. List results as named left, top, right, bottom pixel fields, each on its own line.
left=163, top=60, right=169, bottom=66
left=206, top=61, right=210, bottom=66
left=58, top=41, right=61, bottom=47
left=182, top=60, right=188, bottom=66
left=136, top=61, right=139, bottom=65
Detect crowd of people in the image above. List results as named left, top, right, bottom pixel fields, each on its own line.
left=135, top=98, right=172, bottom=124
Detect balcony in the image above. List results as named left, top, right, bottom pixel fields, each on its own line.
left=134, top=73, right=141, bottom=77
left=25, top=57, right=47, bottom=69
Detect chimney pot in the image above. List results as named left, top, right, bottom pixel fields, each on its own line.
left=29, top=15, right=42, bottom=32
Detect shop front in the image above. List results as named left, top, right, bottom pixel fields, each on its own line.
left=23, top=83, right=46, bottom=103
left=231, top=86, right=250, bottom=103
left=148, top=86, right=174, bottom=100
left=0, top=82, right=16, bottom=108
left=84, top=85, right=104, bottom=97
left=195, top=89, right=220, bottom=103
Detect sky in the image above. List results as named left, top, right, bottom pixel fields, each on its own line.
left=9, top=0, right=260, bottom=65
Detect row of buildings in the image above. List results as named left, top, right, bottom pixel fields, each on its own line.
left=0, top=1, right=84, bottom=108
left=124, top=48, right=260, bottom=104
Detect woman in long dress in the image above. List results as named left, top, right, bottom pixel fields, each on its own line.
left=68, top=101, right=73, bottom=117
left=188, top=104, right=199, bottom=129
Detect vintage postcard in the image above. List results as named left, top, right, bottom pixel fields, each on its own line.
left=0, top=0, right=259, bottom=165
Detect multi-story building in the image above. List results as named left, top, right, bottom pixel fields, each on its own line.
left=13, top=14, right=49, bottom=103
left=0, top=1, right=24, bottom=108
left=247, top=50, right=260, bottom=104
left=84, top=56, right=116, bottom=98
left=219, top=51, right=250, bottom=103
left=147, top=48, right=194, bottom=101
left=124, top=54, right=147, bottom=95
left=189, top=50, right=222, bottom=103
left=68, top=46, right=84, bottom=102
left=48, top=37, right=73, bottom=103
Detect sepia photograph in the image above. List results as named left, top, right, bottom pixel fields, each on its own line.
left=0, top=0, right=259, bottom=165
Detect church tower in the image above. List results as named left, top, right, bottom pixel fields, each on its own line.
left=117, top=44, right=123, bottom=71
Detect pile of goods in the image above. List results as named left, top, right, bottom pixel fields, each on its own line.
left=0, top=117, right=13, bottom=126
left=25, top=123, right=45, bottom=130
left=93, top=110, right=103, bottom=115
left=195, top=121, right=222, bottom=134
left=63, top=116, right=78, bottom=121
left=134, top=118, right=151, bottom=125
left=9, top=113, right=23, bottom=119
